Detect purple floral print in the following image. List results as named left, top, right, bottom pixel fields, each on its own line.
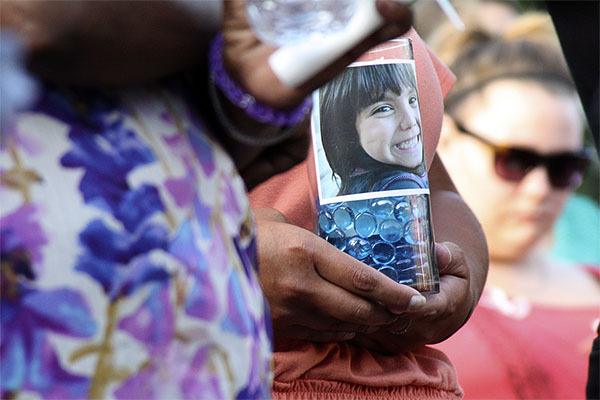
left=0, top=84, right=272, bottom=399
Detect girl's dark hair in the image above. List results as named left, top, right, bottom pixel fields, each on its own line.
left=319, top=63, right=423, bottom=195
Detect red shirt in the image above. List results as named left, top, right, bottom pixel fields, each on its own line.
left=435, top=285, right=599, bottom=399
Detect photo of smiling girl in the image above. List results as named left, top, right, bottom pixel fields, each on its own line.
left=317, top=62, right=427, bottom=198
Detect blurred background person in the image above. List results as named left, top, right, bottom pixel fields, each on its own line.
left=420, top=0, right=600, bottom=267
left=431, top=12, right=599, bottom=399
left=417, top=0, right=520, bottom=45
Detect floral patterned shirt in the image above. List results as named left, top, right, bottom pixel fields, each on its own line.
left=0, top=83, right=272, bottom=399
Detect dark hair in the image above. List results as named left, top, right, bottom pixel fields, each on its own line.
left=319, top=63, right=425, bottom=196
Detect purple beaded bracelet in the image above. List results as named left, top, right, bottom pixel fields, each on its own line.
left=209, top=34, right=312, bottom=128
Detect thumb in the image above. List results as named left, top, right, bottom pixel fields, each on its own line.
left=435, top=242, right=452, bottom=270
left=435, top=242, right=469, bottom=279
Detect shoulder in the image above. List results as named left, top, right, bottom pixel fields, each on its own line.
left=374, top=171, right=427, bottom=191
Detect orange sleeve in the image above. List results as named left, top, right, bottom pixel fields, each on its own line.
left=427, top=46, right=456, bottom=98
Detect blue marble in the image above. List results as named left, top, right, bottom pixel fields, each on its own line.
left=354, top=212, right=377, bottom=238
left=349, top=199, right=369, bottom=213
left=326, top=228, right=347, bottom=251
left=394, top=200, right=411, bottom=224
left=372, top=241, right=395, bottom=265
left=379, top=219, right=403, bottom=243
left=377, top=265, right=399, bottom=281
left=333, top=206, right=354, bottom=229
left=370, top=198, right=395, bottom=217
left=347, top=237, right=371, bottom=260
left=318, top=210, right=335, bottom=234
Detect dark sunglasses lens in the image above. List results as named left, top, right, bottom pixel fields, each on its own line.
left=547, top=155, right=589, bottom=188
left=494, top=149, right=537, bottom=181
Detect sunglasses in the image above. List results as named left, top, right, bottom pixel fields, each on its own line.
left=453, top=119, right=591, bottom=189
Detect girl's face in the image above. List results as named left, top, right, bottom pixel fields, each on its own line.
left=439, top=80, right=583, bottom=262
left=355, top=88, right=423, bottom=168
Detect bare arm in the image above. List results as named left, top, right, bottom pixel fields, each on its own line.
left=0, top=0, right=220, bottom=85
left=428, top=152, right=489, bottom=321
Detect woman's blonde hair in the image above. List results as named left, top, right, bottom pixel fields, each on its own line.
left=431, top=12, right=575, bottom=114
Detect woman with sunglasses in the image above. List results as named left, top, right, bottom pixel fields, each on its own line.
left=433, top=13, right=599, bottom=399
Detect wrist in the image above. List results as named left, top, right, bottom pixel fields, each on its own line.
left=209, top=34, right=312, bottom=127
left=208, top=34, right=312, bottom=146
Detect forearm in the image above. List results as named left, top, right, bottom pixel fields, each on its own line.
left=1, top=0, right=221, bottom=85
left=429, top=153, right=488, bottom=315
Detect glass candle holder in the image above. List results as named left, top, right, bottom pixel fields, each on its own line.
left=309, top=39, right=439, bottom=293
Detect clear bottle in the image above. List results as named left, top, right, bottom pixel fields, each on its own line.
left=245, top=0, right=357, bottom=47
left=309, top=39, right=439, bottom=293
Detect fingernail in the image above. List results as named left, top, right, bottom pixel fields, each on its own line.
left=390, top=294, right=426, bottom=314
left=406, top=294, right=427, bottom=311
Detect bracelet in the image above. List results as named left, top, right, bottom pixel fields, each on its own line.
left=208, top=34, right=312, bottom=127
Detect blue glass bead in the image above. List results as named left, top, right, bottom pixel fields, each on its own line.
left=333, top=206, right=354, bottom=229
left=372, top=241, right=395, bottom=265
left=395, top=244, right=413, bottom=260
left=318, top=210, right=335, bottom=234
left=327, top=229, right=347, bottom=251
left=394, top=200, right=411, bottom=224
left=323, top=202, right=341, bottom=212
left=348, top=199, right=369, bottom=213
left=342, top=225, right=357, bottom=238
left=403, top=220, right=418, bottom=245
left=377, top=266, right=399, bottom=282
left=395, top=258, right=413, bottom=270
left=354, top=212, right=377, bottom=238
left=379, top=219, right=403, bottom=243
left=347, top=237, right=371, bottom=260
left=369, top=198, right=394, bottom=217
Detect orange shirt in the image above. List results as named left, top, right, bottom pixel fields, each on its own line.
left=250, top=29, right=458, bottom=399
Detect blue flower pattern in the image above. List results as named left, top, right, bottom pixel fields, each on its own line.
left=0, top=85, right=272, bottom=398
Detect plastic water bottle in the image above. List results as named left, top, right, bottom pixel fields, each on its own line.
left=245, top=0, right=358, bottom=47
left=246, top=0, right=464, bottom=88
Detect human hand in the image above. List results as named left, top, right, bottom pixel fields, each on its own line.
left=221, top=0, right=413, bottom=109
left=350, top=242, right=473, bottom=354
left=254, top=208, right=427, bottom=344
